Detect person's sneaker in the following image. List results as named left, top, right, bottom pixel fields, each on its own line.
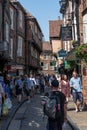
left=75, top=109, right=79, bottom=112
left=80, top=107, right=84, bottom=112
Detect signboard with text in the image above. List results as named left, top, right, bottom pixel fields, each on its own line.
left=61, top=26, right=72, bottom=41
left=64, top=61, right=70, bottom=69
left=58, top=49, right=66, bottom=57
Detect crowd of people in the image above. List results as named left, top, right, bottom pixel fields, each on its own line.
left=58, top=71, right=83, bottom=112
left=0, top=73, right=57, bottom=119
left=41, top=71, right=84, bottom=130
left=0, top=71, right=84, bottom=130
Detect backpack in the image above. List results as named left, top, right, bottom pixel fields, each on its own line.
left=41, top=92, right=61, bottom=120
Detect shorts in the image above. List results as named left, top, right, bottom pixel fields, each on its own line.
left=16, top=88, right=22, bottom=95
left=25, top=89, right=31, bottom=96
left=35, top=85, right=39, bottom=89
left=72, top=92, right=83, bottom=103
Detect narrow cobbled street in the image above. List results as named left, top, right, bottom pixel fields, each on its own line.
left=20, top=94, right=47, bottom=130
left=19, top=94, right=72, bottom=130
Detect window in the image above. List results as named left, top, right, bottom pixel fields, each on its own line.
left=19, top=10, right=23, bottom=28
left=17, top=36, right=23, bottom=56
left=31, top=23, right=35, bottom=36
left=9, top=38, right=13, bottom=59
left=83, top=0, right=86, bottom=10
left=31, top=46, right=35, bottom=57
left=35, top=25, right=37, bottom=34
left=38, top=31, right=41, bottom=40
left=50, top=55, right=54, bottom=60
left=35, top=50, right=37, bottom=58
left=6, top=22, right=9, bottom=42
left=10, top=8, right=14, bottom=29
left=44, top=54, right=48, bottom=60
left=50, top=61, right=54, bottom=70
left=50, top=66, right=54, bottom=70
left=43, top=63, right=48, bottom=70
left=83, top=14, right=87, bottom=43
left=50, top=62, right=53, bottom=66
left=31, top=47, right=38, bottom=58
left=41, top=62, right=43, bottom=66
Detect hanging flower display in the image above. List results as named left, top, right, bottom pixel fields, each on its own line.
left=72, top=40, right=78, bottom=47
left=75, top=44, right=87, bottom=63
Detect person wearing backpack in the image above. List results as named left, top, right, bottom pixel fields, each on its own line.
left=42, top=79, right=67, bottom=130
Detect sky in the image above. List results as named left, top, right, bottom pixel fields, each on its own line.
left=18, top=0, right=61, bottom=41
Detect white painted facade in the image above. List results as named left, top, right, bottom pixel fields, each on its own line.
left=83, top=14, right=87, bottom=43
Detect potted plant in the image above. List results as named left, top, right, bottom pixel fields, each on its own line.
left=75, top=44, right=87, bottom=63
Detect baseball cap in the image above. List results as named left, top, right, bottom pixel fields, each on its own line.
left=51, top=80, right=59, bottom=87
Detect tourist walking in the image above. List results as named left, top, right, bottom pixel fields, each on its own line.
left=0, top=83, right=5, bottom=118
left=40, top=75, right=45, bottom=93
left=23, top=74, right=31, bottom=102
left=42, top=79, right=67, bottom=130
left=29, top=75, right=36, bottom=97
left=70, top=71, right=83, bottom=112
left=35, top=75, right=40, bottom=93
left=60, top=74, right=70, bottom=103
left=15, top=76, right=23, bottom=103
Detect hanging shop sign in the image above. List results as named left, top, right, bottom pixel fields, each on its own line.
left=64, top=60, right=70, bottom=69
left=61, top=26, right=72, bottom=41
left=58, top=49, right=66, bottom=57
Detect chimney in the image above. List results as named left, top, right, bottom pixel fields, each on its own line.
left=10, top=0, right=17, bottom=2
left=58, top=16, right=60, bottom=20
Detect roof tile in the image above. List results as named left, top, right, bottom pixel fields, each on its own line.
left=49, top=19, right=63, bottom=38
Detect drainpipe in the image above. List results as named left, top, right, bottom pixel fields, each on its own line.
left=2, top=0, right=5, bottom=43
left=75, top=0, right=80, bottom=46
left=75, top=0, right=81, bottom=75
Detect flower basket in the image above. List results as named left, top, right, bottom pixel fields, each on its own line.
left=75, top=44, right=87, bottom=63
left=72, top=40, right=79, bottom=47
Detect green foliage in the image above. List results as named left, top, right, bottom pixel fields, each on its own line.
left=75, top=44, right=87, bottom=62
left=72, top=40, right=78, bottom=47
left=69, top=60, right=76, bottom=68
left=72, top=40, right=77, bottom=45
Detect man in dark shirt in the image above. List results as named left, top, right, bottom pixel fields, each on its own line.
left=46, top=79, right=67, bottom=130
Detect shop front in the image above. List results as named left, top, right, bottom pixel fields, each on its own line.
left=6, top=65, right=24, bottom=76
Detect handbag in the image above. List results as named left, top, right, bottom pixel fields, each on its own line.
left=2, top=102, right=8, bottom=116
left=4, top=98, right=12, bottom=109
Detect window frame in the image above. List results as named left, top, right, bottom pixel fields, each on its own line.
left=17, top=36, right=23, bottom=57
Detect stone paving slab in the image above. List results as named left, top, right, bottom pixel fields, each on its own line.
left=68, top=98, right=87, bottom=130
left=20, top=95, right=72, bottom=130
left=8, top=120, right=21, bottom=130
left=0, top=97, right=27, bottom=130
